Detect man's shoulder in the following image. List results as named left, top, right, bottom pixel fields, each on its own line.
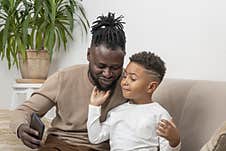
left=52, top=64, right=88, bottom=82
left=58, top=64, right=88, bottom=74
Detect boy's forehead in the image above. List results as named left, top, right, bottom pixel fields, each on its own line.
left=126, top=62, right=159, bottom=77
left=125, top=62, right=145, bottom=74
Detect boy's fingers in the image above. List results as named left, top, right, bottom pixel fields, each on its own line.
left=156, top=129, right=166, bottom=137
left=159, top=120, right=169, bottom=129
left=92, top=87, right=97, bottom=95
left=169, top=119, right=176, bottom=128
left=104, top=90, right=111, bottom=98
left=160, top=119, right=176, bottom=128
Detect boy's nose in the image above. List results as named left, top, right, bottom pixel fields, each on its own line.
left=121, top=78, right=128, bottom=86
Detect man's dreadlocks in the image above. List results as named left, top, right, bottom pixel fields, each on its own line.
left=91, top=12, right=126, bottom=53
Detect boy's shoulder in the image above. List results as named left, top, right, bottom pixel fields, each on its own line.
left=152, top=102, right=171, bottom=120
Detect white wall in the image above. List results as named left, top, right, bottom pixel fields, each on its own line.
left=0, top=0, right=226, bottom=108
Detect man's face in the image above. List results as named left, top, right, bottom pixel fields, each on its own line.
left=87, top=44, right=125, bottom=91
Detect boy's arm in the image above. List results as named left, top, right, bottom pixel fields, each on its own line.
left=87, top=87, right=111, bottom=144
left=157, top=119, right=181, bottom=151
left=87, top=104, right=110, bottom=144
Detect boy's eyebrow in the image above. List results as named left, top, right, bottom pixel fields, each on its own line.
left=124, top=70, right=137, bottom=76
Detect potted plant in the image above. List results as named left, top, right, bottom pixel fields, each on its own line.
left=0, top=0, right=89, bottom=79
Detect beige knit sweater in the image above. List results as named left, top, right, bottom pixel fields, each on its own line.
left=10, top=64, right=126, bottom=150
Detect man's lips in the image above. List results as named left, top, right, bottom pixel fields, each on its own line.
left=99, top=78, right=114, bottom=85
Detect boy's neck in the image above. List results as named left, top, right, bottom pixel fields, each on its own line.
left=129, top=99, right=153, bottom=104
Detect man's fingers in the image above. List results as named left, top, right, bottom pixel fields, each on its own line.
left=24, top=126, right=39, bottom=136
left=23, top=139, right=39, bottom=149
left=22, top=131, right=41, bottom=144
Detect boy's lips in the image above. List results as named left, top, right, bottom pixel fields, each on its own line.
left=122, top=87, right=130, bottom=92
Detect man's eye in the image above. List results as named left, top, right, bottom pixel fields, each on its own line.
left=112, top=66, right=121, bottom=70
left=97, top=65, right=105, bottom=69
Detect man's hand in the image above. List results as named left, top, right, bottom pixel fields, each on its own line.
left=156, top=119, right=180, bottom=147
left=17, top=123, right=42, bottom=149
left=90, top=87, right=110, bottom=106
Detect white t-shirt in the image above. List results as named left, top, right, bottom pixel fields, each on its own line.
left=87, top=102, right=181, bottom=151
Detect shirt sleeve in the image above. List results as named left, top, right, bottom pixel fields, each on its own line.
left=87, top=104, right=111, bottom=144
left=159, top=136, right=181, bottom=151
left=158, top=106, right=181, bottom=151
left=10, top=71, right=60, bottom=136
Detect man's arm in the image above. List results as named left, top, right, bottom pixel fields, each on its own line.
left=10, top=71, right=60, bottom=148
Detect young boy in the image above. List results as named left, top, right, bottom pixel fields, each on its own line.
left=87, top=51, right=181, bottom=151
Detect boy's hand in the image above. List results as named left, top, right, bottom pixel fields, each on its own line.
left=156, top=119, right=180, bottom=147
left=90, top=87, right=111, bottom=106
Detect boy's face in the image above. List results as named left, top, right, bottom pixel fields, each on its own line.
left=87, top=44, right=125, bottom=91
left=120, top=62, right=156, bottom=104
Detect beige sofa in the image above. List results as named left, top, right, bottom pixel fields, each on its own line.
left=0, top=78, right=226, bottom=150
left=154, top=78, right=226, bottom=151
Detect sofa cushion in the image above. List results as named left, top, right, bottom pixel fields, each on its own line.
left=153, top=79, right=226, bottom=151
left=200, top=121, right=226, bottom=151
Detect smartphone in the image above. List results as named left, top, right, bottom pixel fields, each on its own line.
left=30, top=113, right=45, bottom=140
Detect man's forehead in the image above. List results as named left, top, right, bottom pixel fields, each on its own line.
left=91, top=44, right=124, bottom=53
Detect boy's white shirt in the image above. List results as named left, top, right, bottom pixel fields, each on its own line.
left=87, top=102, right=181, bottom=151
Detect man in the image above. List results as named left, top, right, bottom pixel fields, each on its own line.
left=10, top=12, right=126, bottom=151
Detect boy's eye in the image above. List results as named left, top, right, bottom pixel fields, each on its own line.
left=131, top=78, right=136, bottom=81
left=131, top=76, right=137, bottom=81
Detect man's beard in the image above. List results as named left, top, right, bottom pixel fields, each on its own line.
left=88, top=69, right=120, bottom=91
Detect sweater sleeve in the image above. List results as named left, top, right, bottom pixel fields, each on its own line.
left=10, top=71, right=60, bottom=136
left=87, top=104, right=110, bottom=144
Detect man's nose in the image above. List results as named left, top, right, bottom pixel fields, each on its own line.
left=102, top=68, right=113, bottom=78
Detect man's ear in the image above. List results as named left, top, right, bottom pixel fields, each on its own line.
left=147, top=81, right=159, bottom=94
left=87, top=48, right=91, bottom=61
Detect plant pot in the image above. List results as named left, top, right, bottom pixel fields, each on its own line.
left=19, top=50, right=50, bottom=79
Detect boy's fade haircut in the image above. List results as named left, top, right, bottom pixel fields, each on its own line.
left=129, top=51, right=166, bottom=82
left=91, top=12, right=126, bottom=53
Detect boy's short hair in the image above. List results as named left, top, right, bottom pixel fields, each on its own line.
left=129, top=51, right=166, bottom=82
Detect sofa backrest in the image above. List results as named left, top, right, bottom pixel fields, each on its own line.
left=153, top=78, right=226, bottom=151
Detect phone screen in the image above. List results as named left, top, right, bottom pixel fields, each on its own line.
left=30, top=113, right=45, bottom=140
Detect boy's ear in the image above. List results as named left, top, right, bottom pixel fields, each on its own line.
left=147, top=81, right=159, bottom=94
